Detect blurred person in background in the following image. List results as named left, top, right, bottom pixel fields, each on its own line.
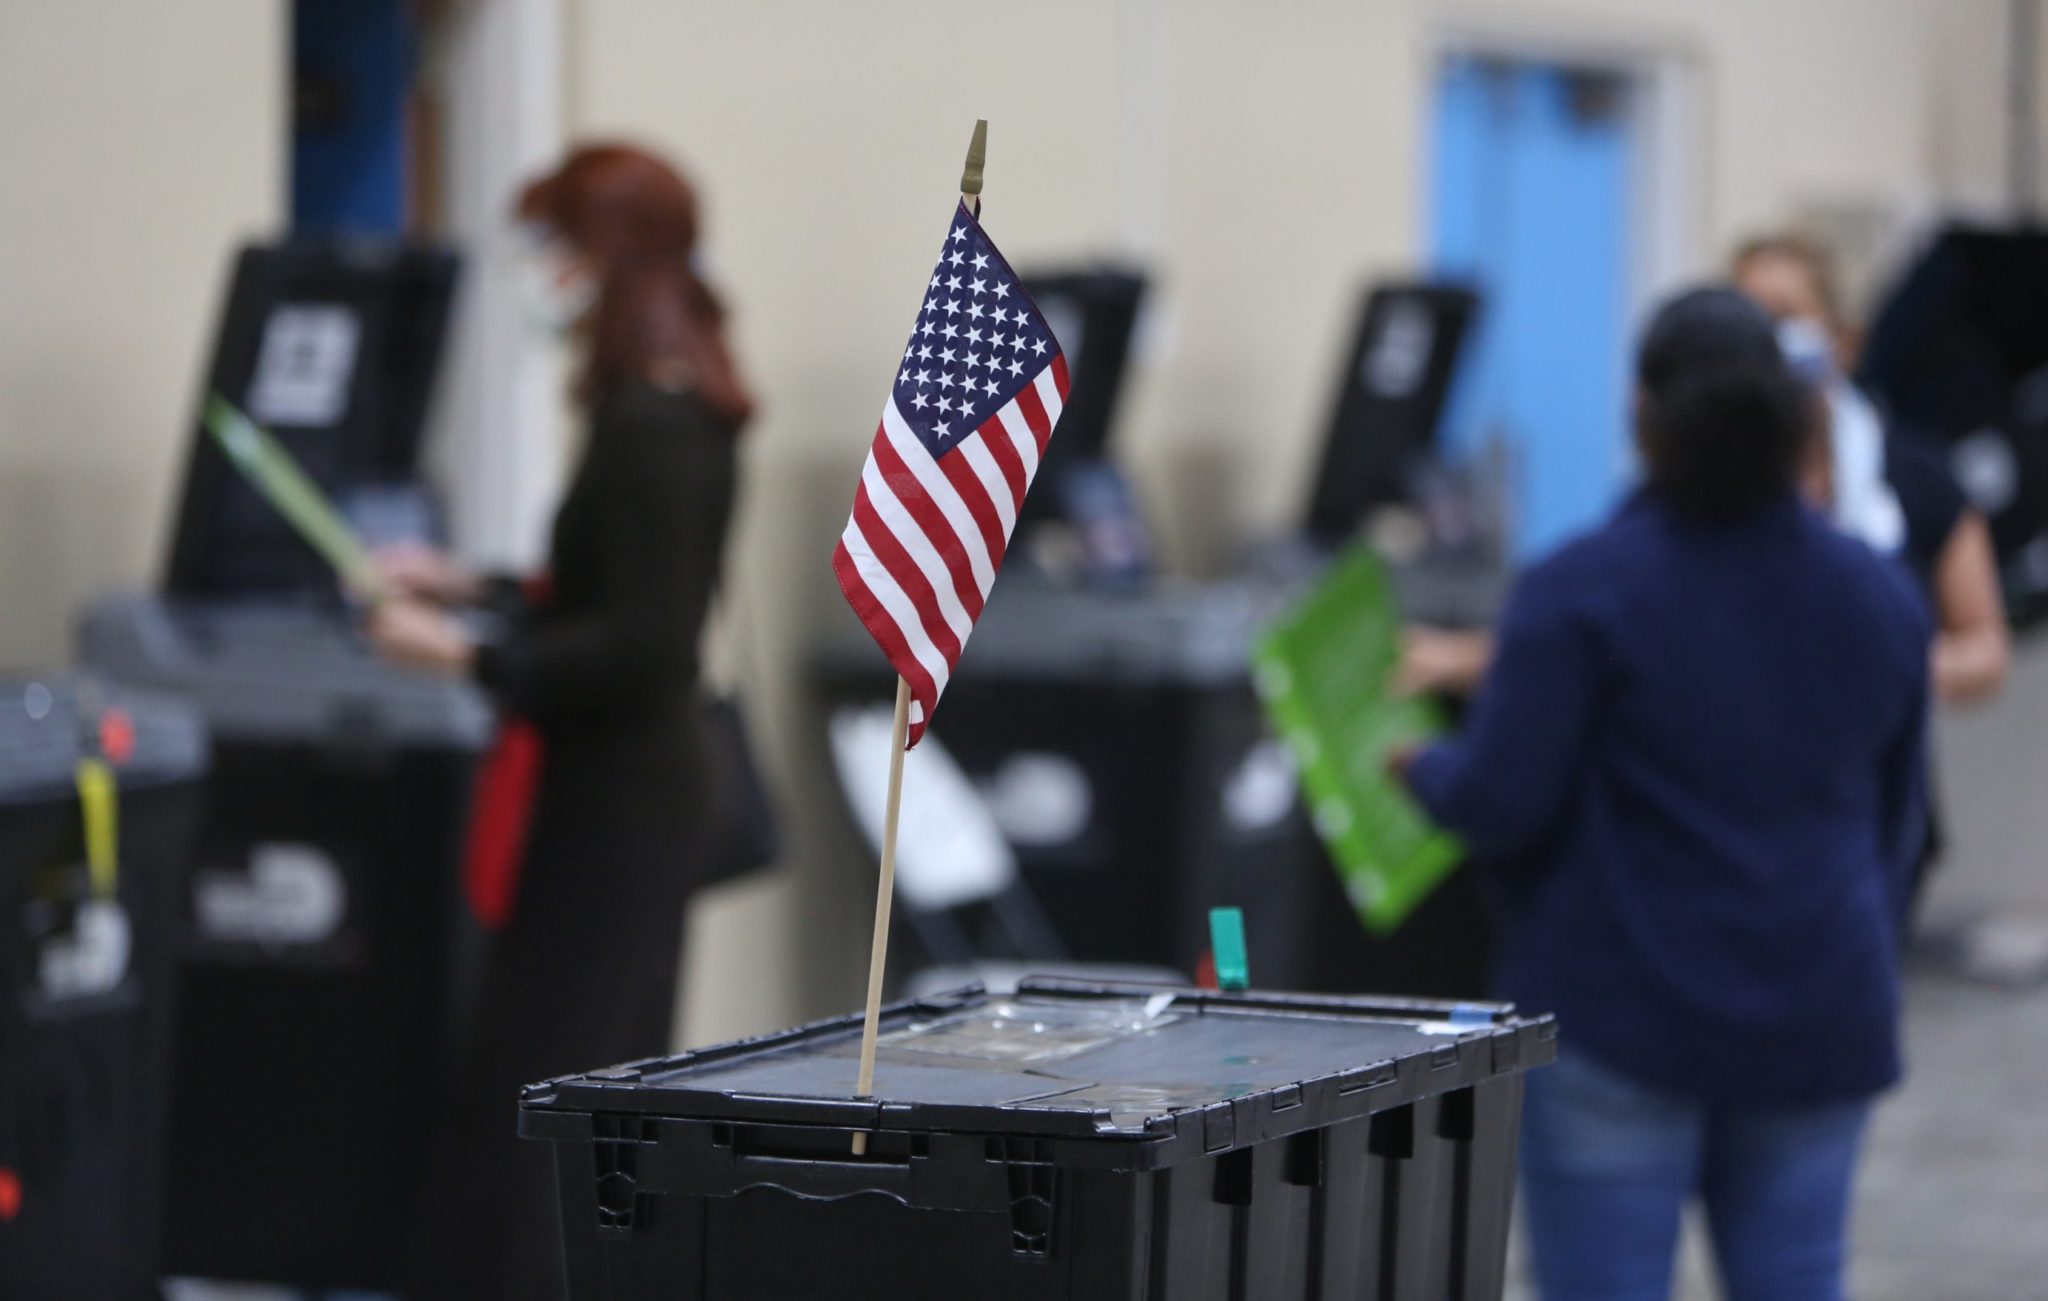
left=1401, top=237, right=2010, bottom=715
left=1733, top=233, right=2007, bottom=917
left=362, top=142, right=751, bottom=1300
left=1732, top=232, right=2009, bottom=706
left=1395, top=289, right=1930, bottom=1301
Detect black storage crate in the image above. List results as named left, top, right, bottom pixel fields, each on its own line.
left=522, top=979, right=1555, bottom=1300
left=0, top=676, right=207, bottom=1300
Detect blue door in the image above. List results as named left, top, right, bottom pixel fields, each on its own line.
left=1430, top=56, right=1637, bottom=559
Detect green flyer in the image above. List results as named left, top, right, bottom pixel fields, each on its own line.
left=1253, top=545, right=1462, bottom=934
left=204, top=394, right=386, bottom=600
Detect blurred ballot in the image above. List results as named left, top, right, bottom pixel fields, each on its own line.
left=1254, top=546, right=1460, bottom=933
left=203, top=395, right=386, bottom=599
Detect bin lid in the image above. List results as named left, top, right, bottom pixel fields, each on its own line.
left=523, top=980, right=1555, bottom=1155
left=0, top=674, right=209, bottom=804
left=76, top=594, right=492, bottom=751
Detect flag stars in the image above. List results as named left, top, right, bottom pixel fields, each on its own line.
left=917, top=320, right=935, bottom=338
left=917, top=344, right=933, bottom=360
left=967, top=301, right=987, bottom=320
left=941, top=322, right=958, bottom=340
left=981, top=376, right=1001, bottom=397
left=950, top=225, right=967, bottom=244
left=946, top=248, right=965, bottom=267
left=939, top=347, right=957, bottom=365
left=941, top=298, right=960, bottom=317
left=1030, top=336, right=1048, bottom=355
left=970, top=277, right=987, bottom=296
left=966, top=327, right=984, bottom=347
left=971, top=252, right=990, bottom=271
left=993, top=282, right=1010, bottom=300
left=1007, top=357, right=1026, bottom=377
left=946, top=275, right=963, bottom=292
left=913, top=368, right=931, bottom=387
left=935, top=420, right=952, bottom=438
left=911, top=391, right=930, bottom=410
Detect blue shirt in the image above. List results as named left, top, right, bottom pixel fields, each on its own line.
left=1408, top=491, right=1931, bottom=1105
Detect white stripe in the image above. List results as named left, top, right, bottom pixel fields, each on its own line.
left=957, top=435, right=1016, bottom=536
left=862, top=456, right=974, bottom=646
left=1032, top=367, right=1065, bottom=429
left=840, top=518, right=952, bottom=695
left=995, top=403, right=1042, bottom=492
left=879, top=399, right=996, bottom=594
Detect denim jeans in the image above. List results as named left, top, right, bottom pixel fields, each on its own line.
left=1519, top=1049, right=1872, bottom=1301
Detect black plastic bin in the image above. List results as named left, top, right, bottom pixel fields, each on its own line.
left=521, top=979, right=1555, bottom=1300
left=79, top=597, right=491, bottom=1288
left=0, top=675, right=208, bottom=1300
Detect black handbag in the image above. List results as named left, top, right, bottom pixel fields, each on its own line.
left=699, top=693, right=780, bottom=887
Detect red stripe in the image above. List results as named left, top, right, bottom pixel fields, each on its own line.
left=1014, top=383, right=1055, bottom=457
left=872, top=433, right=985, bottom=620
left=1051, top=352, right=1070, bottom=401
left=979, top=415, right=1029, bottom=514
left=852, top=484, right=964, bottom=669
left=832, top=539, right=939, bottom=736
left=937, top=437, right=1010, bottom=569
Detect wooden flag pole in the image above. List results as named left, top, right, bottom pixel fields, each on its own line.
left=850, top=120, right=989, bottom=1156
left=850, top=676, right=911, bottom=1154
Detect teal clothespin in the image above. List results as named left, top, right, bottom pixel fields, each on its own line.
left=1209, top=907, right=1250, bottom=992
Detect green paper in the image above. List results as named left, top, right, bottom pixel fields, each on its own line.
left=204, top=395, right=385, bottom=600
left=1208, top=907, right=1249, bottom=991
left=1253, top=545, right=1462, bottom=935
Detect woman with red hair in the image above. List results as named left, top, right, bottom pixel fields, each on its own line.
left=365, top=142, right=751, bottom=1298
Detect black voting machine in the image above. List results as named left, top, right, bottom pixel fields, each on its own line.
left=0, top=679, right=207, bottom=1300
left=77, top=239, right=492, bottom=1290
left=1859, top=224, right=2048, bottom=626
left=819, top=276, right=1497, bottom=999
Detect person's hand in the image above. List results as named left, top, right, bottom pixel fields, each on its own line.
left=372, top=542, right=480, bottom=605
left=1393, top=626, right=1494, bottom=698
left=1385, top=742, right=1424, bottom=789
left=366, top=597, right=476, bottom=676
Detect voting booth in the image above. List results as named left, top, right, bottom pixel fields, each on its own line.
left=78, top=239, right=492, bottom=1289
left=0, top=677, right=207, bottom=1300
left=817, top=279, right=1501, bottom=999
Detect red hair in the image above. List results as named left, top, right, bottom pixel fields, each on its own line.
left=517, top=143, right=753, bottom=427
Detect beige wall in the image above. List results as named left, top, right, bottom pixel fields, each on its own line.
left=554, top=0, right=2017, bottom=1043
left=0, top=0, right=2020, bottom=1049
left=0, top=1, right=286, bottom=670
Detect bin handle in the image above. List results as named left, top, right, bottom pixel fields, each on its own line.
left=732, top=1152, right=913, bottom=1203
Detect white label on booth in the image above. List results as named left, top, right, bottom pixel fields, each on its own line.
left=194, top=842, right=347, bottom=947
left=248, top=304, right=360, bottom=427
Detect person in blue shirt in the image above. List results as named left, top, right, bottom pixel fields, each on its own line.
left=1396, top=288, right=1931, bottom=1301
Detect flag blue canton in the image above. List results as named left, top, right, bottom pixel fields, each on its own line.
left=892, top=202, right=1056, bottom=460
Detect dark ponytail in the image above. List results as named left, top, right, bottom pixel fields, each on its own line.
left=1636, top=289, right=1811, bottom=520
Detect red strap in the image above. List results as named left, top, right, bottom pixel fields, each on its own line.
left=461, top=719, right=543, bottom=931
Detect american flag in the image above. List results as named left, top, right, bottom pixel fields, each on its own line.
left=832, top=201, right=1068, bottom=747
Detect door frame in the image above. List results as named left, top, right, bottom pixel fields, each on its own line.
left=1427, top=12, right=1705, bottom=325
